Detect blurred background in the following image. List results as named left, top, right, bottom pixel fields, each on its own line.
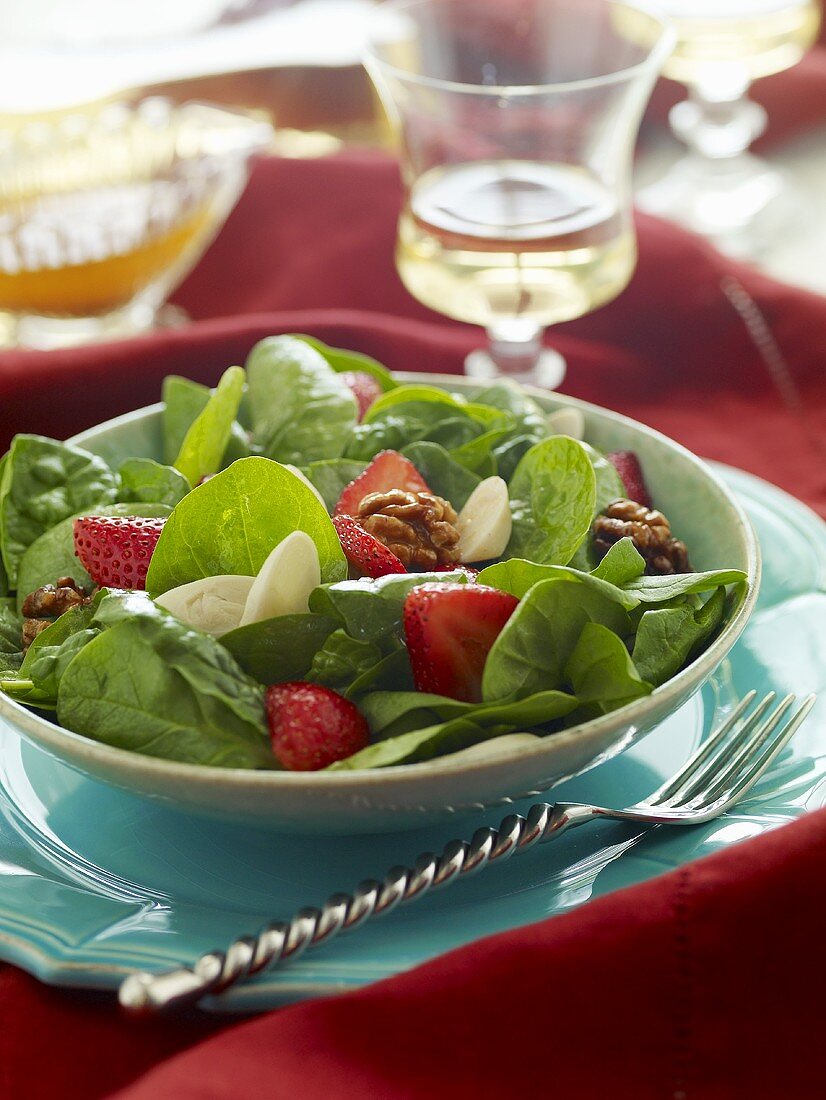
left=0, top=0, right=822, bottom=349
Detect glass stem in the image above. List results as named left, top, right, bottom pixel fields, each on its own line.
left=669, top=71, right=767, bottom=166
left=485, top=320, right=544, bottom=376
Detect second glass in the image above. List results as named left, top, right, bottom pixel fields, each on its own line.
left=365, top=0, right=673, bottom=387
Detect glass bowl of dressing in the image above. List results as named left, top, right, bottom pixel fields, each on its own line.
left=0, top=96, right=273, bottom=347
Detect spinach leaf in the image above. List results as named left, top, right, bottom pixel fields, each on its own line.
left=347, top=647, right=413, bottom=697
left=173, top=366, right=246, bottom=486
left=309, top=570, right=471, bottom=646
left=482, top=577, right=631, bottom=702
left=359, top=690, right=468, bottom=737
left=2, top=590, right=108, bottom=707
left=491, top=435, right=535, bottom=483
left=220, top=612, right=338, bottom=684
left=16, top=502, right=172, bottom=613
left=477, top=557, right=639, bottom=610
left=449, top=425, right=511, bottom=479
left=581, top=441, right=626, bottom=515
left=289, top=335, right=397, bottom=391
left=346, top=388, right=509, bottom=463
left=591, top=538, right=646, bottom=586
left=362, top=385, right=465, bottom=420
left=23, top=629, right=100, bottom=708
left=622, top=569, right=748, bottom=604
left=20, top=593, right=101, bottom=674
left=471, top=381, right=550, bottom=441
left=306, top=629, right=387, bottom=696
left=330, top=689, right=576, bottom=769
left=506, top=437, right=596, bottom=567
left=632, top=587, right=727, bottom=687
left=93, top=590, right=269, bottom=734
left=146, top=457, right=347, bottom=596
left=0, top=435, right=117, bottom=588
left=565, top=622, right=652, bottom=714
left=246, top=335, right=357, bottom=464
left=329, top=717, right=503, bottom=770
left=473, top=382, right=551, bottom=482
left=0, top=457, right=8, bottom=595
left=345, top=406, right=475, bottom=460
left=117, top=459, right=189, bottom=507
left=400, top=442, right=481, bottom=510
left=58, top=618, right=273, bottom=769
left=162, top=375, right=251, bottom=468
left=0, top=602, right=22, bottom=673
left=301, top=459, right=366, bottom=512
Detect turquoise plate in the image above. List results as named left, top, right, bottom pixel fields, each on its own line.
left=0, top=466, right=823, bottom=1011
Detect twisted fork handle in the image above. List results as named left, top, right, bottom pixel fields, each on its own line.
left=119, top=800, right=591, bottom=1014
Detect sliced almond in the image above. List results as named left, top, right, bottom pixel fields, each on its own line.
left=456, top=476, right=512, bottom=563
left=283, top=464, right=327, bottom=509
left=239, top=530, right=321, bottom=627
left=546, top=406, right=585, bottom=440
left=155, top=575, right=254, bottom=636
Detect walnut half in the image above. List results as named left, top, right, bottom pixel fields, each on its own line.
left=357, top=489, right=461, bottom=570
left=20, top=576, right=93, bottom=651
left=593, top=499, right=692, bottom=575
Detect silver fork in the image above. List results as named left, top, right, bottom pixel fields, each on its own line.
left=119, top=690, right=816, bottom=1015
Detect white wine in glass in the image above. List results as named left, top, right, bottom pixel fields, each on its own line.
left=397, top=161, right=636, bottom=333
left=637, top=1, right=822, bottom=257
left=365, top=0, right=673, bottom=388
left=662, top=0, right=820, bottom=83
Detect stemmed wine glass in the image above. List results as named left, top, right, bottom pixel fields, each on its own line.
left=637, top=1, right=822, bottom=258
left=364, top=0, right=674, bottom=388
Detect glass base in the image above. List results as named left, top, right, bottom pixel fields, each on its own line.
left=0, top=300, right=189, bottom=350
left=636, top=152, right=801, bottom=261
left=464, top=346, right=567, bottom=390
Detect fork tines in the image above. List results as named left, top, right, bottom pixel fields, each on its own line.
left=644, top=691, right=817, bottom=814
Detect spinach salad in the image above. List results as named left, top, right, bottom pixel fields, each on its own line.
left=0, top=335, right=746, bottom=772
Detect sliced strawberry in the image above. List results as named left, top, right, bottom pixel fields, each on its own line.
left=265, top=681, right=369, bottom=770
left=342, top=371, right=383, bottom=421
left=334, top=450, right=431, bottom=517
left=333, top=515, right=407, bottom=578
left=607, top=450, right=652, bottom=508
left=73, top=516, right=165, bottom=589
left=403, top=583, right=518, bottom=703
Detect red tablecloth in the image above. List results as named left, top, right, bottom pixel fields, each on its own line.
left=1, top=77, right=826, bottom=1100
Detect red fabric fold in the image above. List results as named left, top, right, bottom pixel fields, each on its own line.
left=0, top=141, right=824, bottom=1100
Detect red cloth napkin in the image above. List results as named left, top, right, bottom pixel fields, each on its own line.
left=0, top=148, right=825, bottom=1100
left=114, top=809, right=826, bottom=1100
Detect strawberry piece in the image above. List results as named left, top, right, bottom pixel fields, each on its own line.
left=265, top=681, right=370, bottom=770
left=342, top=371, right=383, bottom=421
left=333, top=515, right=407, bottom=578
left=403, top=583, right=519, bottom=703
left=334, top=449, right=431, bottom=517
left=73, top=515, right=165, bottom=589
left=607, top=450, right=652, bottom=508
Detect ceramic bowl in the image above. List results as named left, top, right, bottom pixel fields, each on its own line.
left=0, top=377, right=760, bottom=833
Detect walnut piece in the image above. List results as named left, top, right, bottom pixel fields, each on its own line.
left=357, top=489, right=461, bottom=570
left=21, top=576, right=86, bottom=619
left=593, top=498, right=692, bottom=575
left=21, top=618, right=52, bottom=650
left=21, top=576, right=93, bottom=651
